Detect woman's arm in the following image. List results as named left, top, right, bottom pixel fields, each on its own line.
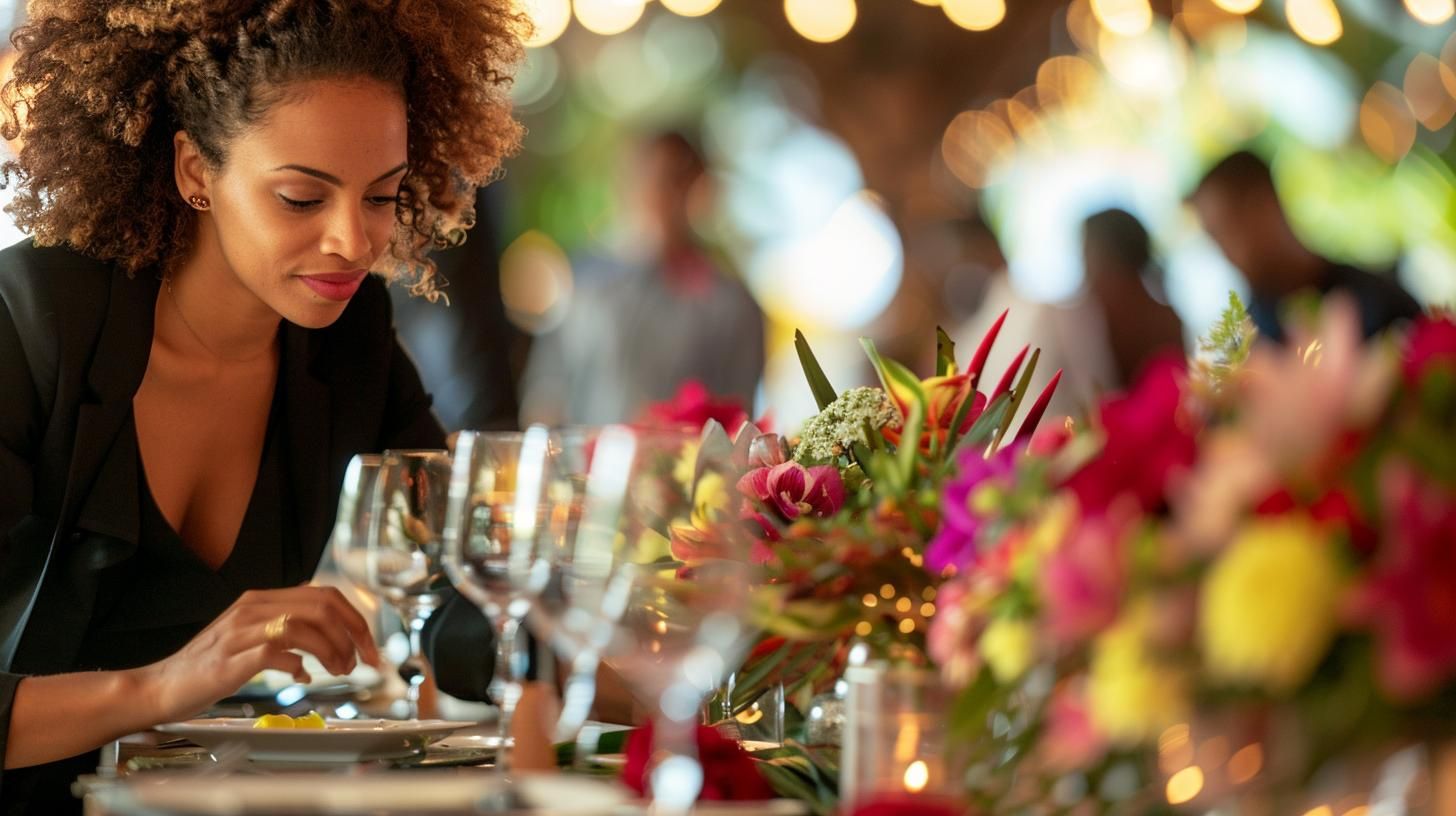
left=4, top=668, right=156, bottom=770
left=4, top=586, right=380, bottom=770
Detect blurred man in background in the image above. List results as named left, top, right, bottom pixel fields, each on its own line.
left=1082, top=208, right=1185, bottom=385
left=520, top=131, right=764, bottom=426
left=1190, top=150, right=1421, bottom=344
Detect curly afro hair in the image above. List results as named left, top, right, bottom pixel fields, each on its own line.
left=0, top=0, right=526, bottom=292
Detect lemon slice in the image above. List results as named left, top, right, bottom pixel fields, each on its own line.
left=253, top=714, right=296, bottom=729
left=293, top=711, right=327, bottom=730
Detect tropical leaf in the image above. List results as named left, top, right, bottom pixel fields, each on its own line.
left=935, top=326, right=957, bottom=377
left=795, top=330, right=839, bottom=411
left=949, top=391, right=1012, bottom=460
left=992, top=347, right=1041, bottom=451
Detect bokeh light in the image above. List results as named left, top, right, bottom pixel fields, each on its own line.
left=1404, top=53, right=1456, bottom=131
left=661, top=0, right=723, bottom=17
left=1404, top=0, right=1455, bottom=25
left=500, top=230, right=575, bottom=334
left=1210, top=0, right=1260, bottom=12
left=573, top=0, right=646, bottom=36
left=1359, top=82, right=1418, bottom=164
left=1036, top=55, right=1099, bottom=110
left=1090, top=0, right=1153, bottom=37
left=941, top=109, right=1016, bottom=188
left=1166, top=766, right=1205, bottom=805
left=518, top=0, right=572, bottom=47
left=1286, top=0, right=1342, bottom=46
left=941, top=0, right=1006, bottom=31
left=1066, top=0, right=1102, bottom=53
left=784, top=0, right=857, bottom=44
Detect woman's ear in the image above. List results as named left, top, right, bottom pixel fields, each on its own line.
left=173, top=130, right=210, bottom=205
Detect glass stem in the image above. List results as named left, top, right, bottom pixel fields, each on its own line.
left=395, top=602, right=434, bottom=721
left=649, top=710, right=703, bottom=815
left=492, top=615, right=522, bottom=782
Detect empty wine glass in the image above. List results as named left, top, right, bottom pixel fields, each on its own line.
left=332, top=450, right=452, bottom=720
left=442, top=427, right=553, bottom=785
left=545, top=425, right=758, bottom=813
left=523, top=426, right=637, bottom=766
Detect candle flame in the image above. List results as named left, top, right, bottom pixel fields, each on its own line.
left=903, top=760, right=929, bottom=794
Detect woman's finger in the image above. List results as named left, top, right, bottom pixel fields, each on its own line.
left=238, top=607, right=358, bottom=676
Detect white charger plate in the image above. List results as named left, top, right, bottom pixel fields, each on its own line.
left=154, top=718, right=472, bottom=763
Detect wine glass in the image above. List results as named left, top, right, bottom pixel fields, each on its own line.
left=332, top=450, right=452, bottom=720
left=441, top=427, right=553, bottom=784
left=522, top=426, right=638, bottom=766
left=542, top=425, right=758, bottom=812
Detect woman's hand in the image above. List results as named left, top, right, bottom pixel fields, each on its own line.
left=137, top=585, right=382, bottom=723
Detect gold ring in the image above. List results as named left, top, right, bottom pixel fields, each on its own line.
left=264, top=613, right=290, bottom=643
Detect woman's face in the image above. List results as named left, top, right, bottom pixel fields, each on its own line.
left=197, top=77, right=409, bottom=329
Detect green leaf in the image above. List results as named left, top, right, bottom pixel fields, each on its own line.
left=992, top=348, right=1040, bottom=452
left=731, top=640, right=796, bottom=706
left=795, top=330, right=839, bottom=412
left=936, top=326, right=957, bottom=377
left=949, top=391, right=1012, bottom=460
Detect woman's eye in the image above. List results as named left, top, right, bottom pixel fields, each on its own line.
left=278, top=194, right=321, bottom=210
left=368, top=195, right=400, bottom=207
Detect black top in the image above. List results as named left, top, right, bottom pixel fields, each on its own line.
left=0, top=241, right=497, bottom=812
left=5, top=383, right=291, bottom=815
left=1249, top=261, right=1422, bottom=344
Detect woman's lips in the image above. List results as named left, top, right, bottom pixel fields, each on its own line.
left=300, top=270, right=367, bottom=302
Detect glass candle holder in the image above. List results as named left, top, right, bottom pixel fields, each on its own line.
left=841, top=663, right=964, bottom=809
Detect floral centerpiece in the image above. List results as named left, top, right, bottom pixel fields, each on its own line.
left=920, top=295, right=1456, bottom=812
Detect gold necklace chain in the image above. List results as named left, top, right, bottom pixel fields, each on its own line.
left=162, top=276, right=277, bottom=364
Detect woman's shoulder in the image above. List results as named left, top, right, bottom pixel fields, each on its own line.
left=0, top=239, right=116, bottom=320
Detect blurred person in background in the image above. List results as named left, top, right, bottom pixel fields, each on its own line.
left=1190, top=150, right=1421, bottom=344
left=950, top=212, right=1115, bottom=424
left=519, top=130, right=764, bottom=426
left=1082, top=208, right=1185, bottom=385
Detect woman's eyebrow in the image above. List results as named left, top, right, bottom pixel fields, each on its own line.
left=270, top=162, right=409, bottom=186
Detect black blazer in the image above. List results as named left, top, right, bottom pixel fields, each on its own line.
left=0, top=240, right=450, bottom=793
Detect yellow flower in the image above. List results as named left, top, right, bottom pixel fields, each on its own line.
left=1012, top=495, right=1075, bottom=582
left=690, top=471, right=730, bottom=529
left=1199, top=517, right=1341, bottom=693
left=674, top=440, right=701, bottom=493
left=980, top=617, right=1036, bottom=683
left=1088, top=602, right=1189, bottom=746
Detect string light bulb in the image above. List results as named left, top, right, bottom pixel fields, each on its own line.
left=573, top=0, right=645, bottom=36
left=661, top=0, right=723, bottom=17
left=1090, top=0, right=1153, bottom=37
left=1286, top=0, right=1342, bottom=45
left=784, top=0, right=857, bottom=43
left=1209, top=0, right=1260, bottom=12
left=517, top=0, right=572, bottom=47
left=942, top=0, right=1005, bottom=31
left=1404, top=0, right=1455, bottom=24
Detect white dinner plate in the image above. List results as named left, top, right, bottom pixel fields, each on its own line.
left=153, top=718, right=472, bottom=763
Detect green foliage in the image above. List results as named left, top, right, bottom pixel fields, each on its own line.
left=1197, top=292, right=1257, bottom=391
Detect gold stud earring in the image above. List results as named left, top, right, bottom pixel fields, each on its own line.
left=187, top=194, right=210, bottom=211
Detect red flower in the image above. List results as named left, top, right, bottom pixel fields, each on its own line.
left=1350, top=462, right=1456, bottom=701
left=642, top=380, right=751, bottom=435
left=1402, top=313, right=1456, bottom=387
left=621, top=722, right=775, bottom=802
left=1063, top=357, right=1198, bottom=514
left=737, top=462, right=846, bottom=524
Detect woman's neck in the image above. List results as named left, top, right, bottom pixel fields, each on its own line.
left=157, top=229, right=281, bottom=366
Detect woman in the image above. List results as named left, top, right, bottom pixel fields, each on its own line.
left=0, top=1, right=522, bottom=811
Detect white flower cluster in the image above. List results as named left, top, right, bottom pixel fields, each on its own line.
left=793, top=387, right=901, bottom=463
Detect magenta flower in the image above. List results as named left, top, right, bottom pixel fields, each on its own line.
left=1352, top=462, right=1456, bottom=701
left=926, top=444, right=1020, bottom=572
left=736, top=462, right=845, bottom=524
